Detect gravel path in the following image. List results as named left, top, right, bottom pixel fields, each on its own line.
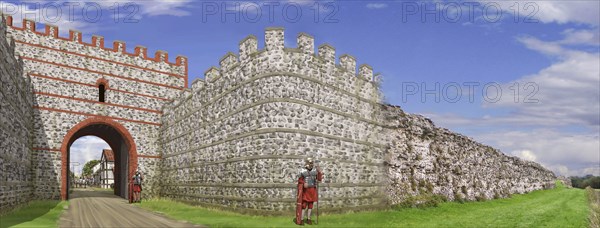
left=59, top=188, right=201, bottom=227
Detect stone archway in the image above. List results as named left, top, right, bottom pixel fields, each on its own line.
left=60, top=117, right=138, bottom=200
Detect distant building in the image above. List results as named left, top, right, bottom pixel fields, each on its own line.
left=92, top=162, right=101, bottom=187
left=100, top=149, right=115, bottom=189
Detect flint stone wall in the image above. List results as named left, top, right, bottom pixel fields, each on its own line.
left=159, top=28, right=389, bottom=213
left=0, top=17, right=558, bottom=214
left=2, top=16, right=187, bottom=199
left=159, top=28, right=557, bottom=213
left=383, top=105, right=556, bottom=203
left=0, top=16, right=34, bottom=214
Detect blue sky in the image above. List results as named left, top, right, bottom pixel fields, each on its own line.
left=2, top=0, right=599, bottom=176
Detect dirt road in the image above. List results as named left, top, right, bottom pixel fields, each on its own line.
left=59, top=188, right=201, bottom=227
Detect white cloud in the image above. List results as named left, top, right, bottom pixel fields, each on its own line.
left=286, top=0, right=316, bottom=6
left=0, top=1, right=93, bottom=34
left=526, top=1, right=599, bottom=26
left=424, top=29, right=599, bottom=177
left=133, top=0, right=193, bottom=17
left=0, top=0, right=194, bottom=35
left=513, top=149, right=537, bottom=162
left=69, top=136, right=110, bottom=176
left=559, top=29, right=600, bottom=46
left=366, top=3, right=388, bottom=9
left=478, top=129, right=600, bottom=176
left=478, top=0, right=600, bottom=26
left=426, top=113, right=599, bottom=176
left=487, top=37, right=600, bottom=128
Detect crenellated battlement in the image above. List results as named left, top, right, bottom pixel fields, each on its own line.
left=219, top=52, right=239, bottom=72
left=1, top=15, right=187, bottom=69
left=195, top=27, right=379, bottom=89
left=204, top=66, right=221, bottom=83
left=239, top=35, right=258, bottom=62
left=1, top=15, right=14, bottom=55
left=1, top=15, right=23, bottom=70
left=0, top=13, right=559, bottom=214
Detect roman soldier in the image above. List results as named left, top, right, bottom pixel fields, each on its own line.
left=295, top=157, right=323, bottom=225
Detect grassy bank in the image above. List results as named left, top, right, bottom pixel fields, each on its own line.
left=0, top=200, right=68, bottom=228
left=587, top=187, right=600, bottom=228
left=138, top=183, right=589, bottom=227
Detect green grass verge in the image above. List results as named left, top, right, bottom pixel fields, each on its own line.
left=586, top=187, right=600, bottom=228
left=138, top=183, right=589, bottom=228
left=0, top=200, right=68, bottom=228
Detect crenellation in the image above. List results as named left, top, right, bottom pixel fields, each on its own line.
left=373, top=73, right=382, bottom=86
left=46, top=24, right=58, bottom=38
left=91, top=35, right=104, bottom=47
left=176, top=55, right=188, bottom=66
left=0, top=18, right=34, bottom=213
left=0, top=22, right=557, bottom=216
left=239, top=35, right=258, bottom=62
left=339, top=54, right=357, bottom=74
left=4, top=17, right=188, bottom=69
left=155, top=50, right=169, bottom=62
left=69, top=30, right=82, bottom=43
left=135, top=45, right=148, bottom=58
left=191, top=78, right=206, bottom=93
left=1, top=17, right=188, bottom=205
left=219, top=52, right=239, bottom=72
left=318, top=43, right=336, bottom=65
left=113, top=40, right=126, bottom=53
left=359, top=64, right=373, bottom=81
left=23, top=19, right=35, bottom=31
left=297, top=32, right=314, bottom=54
left=265, top=27, right=284, bottom=52
left=2, top=14, right=13, bottom=26
left=204, top=66, right=221, bottom=82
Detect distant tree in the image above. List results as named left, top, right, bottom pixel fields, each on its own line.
left=82, top=160, right=100, bottom=177
left=569, top=175, right=600, bottom=189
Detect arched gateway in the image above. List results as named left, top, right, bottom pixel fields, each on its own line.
left=2, top=16, right=187, bottom=201
left=60, top=117, right=138, bottom=199
left=1, top=15, right=557, bottom=215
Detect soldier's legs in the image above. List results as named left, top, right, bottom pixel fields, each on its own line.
left=301, top=202, right=306, bottom=221
left=305, top=202, right=313, bottom=224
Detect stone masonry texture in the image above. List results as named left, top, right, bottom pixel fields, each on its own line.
left=0, top=15, right=34, bottom=214
left=0, top=16, right=556, bottom=214
left=1, top=15, right=185, bottom=202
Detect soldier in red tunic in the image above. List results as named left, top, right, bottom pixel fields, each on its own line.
left=296, top=158, right=323, bottom=225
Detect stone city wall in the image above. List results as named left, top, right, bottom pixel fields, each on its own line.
left=159, top=28, right=389, bottom=213
left=383, top=105, right=556, bottom=204
left=0, top=16, right=558, bottom=215
left=0, top=15, right=34, bottom=214
left=3, top=16, right=186, bottom=199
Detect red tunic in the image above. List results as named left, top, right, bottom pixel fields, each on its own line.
left=133, top=184, right=142, bottom=192
left=298, top=170, right=323, bottom=202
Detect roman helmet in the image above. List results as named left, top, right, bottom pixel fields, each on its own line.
left=304, top=157, right=314, bottom=169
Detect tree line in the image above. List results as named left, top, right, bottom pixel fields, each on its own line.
left=570, top=175, right=600, bottom=189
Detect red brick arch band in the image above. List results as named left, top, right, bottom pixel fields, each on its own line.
left=60, top=117, right=138, bottom=200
